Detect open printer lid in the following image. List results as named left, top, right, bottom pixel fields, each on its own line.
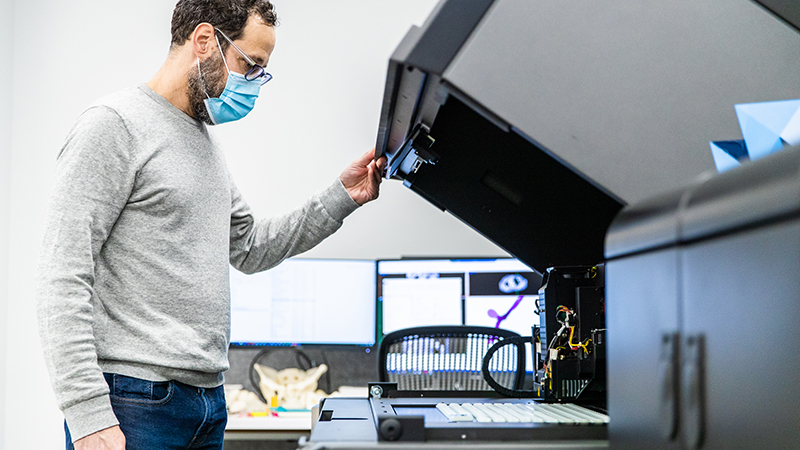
left=376, top=0, right=800, bottom=272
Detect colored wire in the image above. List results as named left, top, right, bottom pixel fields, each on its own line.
left=568, top=326, right=578, bottom=349
left=567, top=326, right=593, bottom=354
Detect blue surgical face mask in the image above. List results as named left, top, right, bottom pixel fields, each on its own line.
left=199, top=36, right=262, bottom=125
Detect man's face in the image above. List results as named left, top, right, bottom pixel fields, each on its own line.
left=223, top=15, right=276, bottom=77
left=187, top=15, right=276, bottom=125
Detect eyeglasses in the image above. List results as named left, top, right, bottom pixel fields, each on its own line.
left=215, top=28, right=273, bottom=86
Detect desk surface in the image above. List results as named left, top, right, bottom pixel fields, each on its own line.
left=225, top=414, right=312, bottom=444
left=226, top=413, right=312, bottom=431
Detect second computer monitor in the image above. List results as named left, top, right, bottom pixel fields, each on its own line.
left=377, top=258, right=542, bottom=338
left=229, top=258, right=377, bottom=346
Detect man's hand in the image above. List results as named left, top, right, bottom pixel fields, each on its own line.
left=340, top=148, right=387, bottom=206
left=74, top=425, right=126, bottom=450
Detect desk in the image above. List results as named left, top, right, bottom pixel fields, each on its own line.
left=224, top=414, right=312, bottom=449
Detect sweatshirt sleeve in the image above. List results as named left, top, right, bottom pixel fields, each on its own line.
left=229, top=177, right=360, bottom=274
left=35, top=106, right=137, bottom=441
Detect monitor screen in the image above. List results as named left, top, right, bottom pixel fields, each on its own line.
left=377, top=258, right=542, bottom=338
left=229, top=258, right=377, bottom=346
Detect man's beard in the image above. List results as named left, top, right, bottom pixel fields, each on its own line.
left=187, top=54, right=228, bottom=125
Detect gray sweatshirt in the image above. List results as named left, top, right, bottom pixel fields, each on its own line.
left=35, top=84, right=359, bottom=441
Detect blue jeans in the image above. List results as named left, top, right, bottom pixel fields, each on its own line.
left=66, top=373, right=227, bottom=450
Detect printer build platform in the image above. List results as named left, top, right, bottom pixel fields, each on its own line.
left=303, top=391, right=608, bottom=450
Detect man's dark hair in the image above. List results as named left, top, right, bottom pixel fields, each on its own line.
left=170, top=0, right=278, bottom=49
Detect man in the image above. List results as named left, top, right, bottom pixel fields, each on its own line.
left=35, top=1, right=385, bottom=449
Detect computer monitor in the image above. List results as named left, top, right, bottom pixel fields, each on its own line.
left=229, top=258, right=377, bottom=346
left=376, top=258, right=542, bottom=338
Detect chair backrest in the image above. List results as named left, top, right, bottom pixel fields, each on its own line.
left=378, top=325, right=525, bottom=392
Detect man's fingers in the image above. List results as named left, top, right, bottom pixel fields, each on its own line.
left=356, top=148, right=376, bottom=165
left=375, top=156, right=387, bottom=178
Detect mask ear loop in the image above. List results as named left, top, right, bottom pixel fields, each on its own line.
left=196, top=30, right=231, bottom=101
left=214, top=32, right=232, bottom=75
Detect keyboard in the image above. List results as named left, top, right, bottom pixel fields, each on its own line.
left=435, top=401, right=608, bottom=425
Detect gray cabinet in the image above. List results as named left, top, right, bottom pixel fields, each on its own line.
left=681, top=221, right=800, bottom=448
left=606, top=248, right=681, bottom=450
left=606, top=147, right=800, bottom=449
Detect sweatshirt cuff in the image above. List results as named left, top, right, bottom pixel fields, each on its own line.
left=320, top=179, right=360, bottom=223
left=63, top=394, right=119, bottom=443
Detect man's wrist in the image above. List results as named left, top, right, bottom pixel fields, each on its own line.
left=63, top=395, right=119, bottom=443
left=323, top=179, right=360, bottom=222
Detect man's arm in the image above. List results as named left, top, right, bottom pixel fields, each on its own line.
left=36, top=106, right=136, bottom=442
left=228, top=148, right=385, bottom=274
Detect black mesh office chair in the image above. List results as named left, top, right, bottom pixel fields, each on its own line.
left=378, top=325, right=525, bottom=392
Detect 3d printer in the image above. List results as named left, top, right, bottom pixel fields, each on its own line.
left=305, top=0, right=800, bottom=447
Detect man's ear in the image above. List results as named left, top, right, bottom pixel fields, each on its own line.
left=191, top=22, right=216, bottom=58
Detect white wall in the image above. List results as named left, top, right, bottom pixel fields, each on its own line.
left=1, top=0, right=12, bottom=448
left=4, top=0, right=508, bottom=447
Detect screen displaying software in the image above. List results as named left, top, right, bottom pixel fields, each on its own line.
left=229, top=258, right=376, bottom=346
left=377, top=258, right=541, bottom=337
left=378, top=258, right=541, bottom=372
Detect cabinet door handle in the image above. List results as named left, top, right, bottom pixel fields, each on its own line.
left=659, top=332, right=680, bottom=440
left=682, top=334, right=706, bottom=449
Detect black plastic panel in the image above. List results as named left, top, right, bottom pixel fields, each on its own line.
left=406, top=96, right=624, bottom=271
left=405, top=0, right=496, bottom=74
left=753, top=0, right=800, bottom=31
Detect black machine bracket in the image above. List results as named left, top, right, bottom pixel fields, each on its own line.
left=385, top=123, right=439, bottom=182
left=368, top=382, right=398, bottom=399
left=377, top=415, right=425, bottom=442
